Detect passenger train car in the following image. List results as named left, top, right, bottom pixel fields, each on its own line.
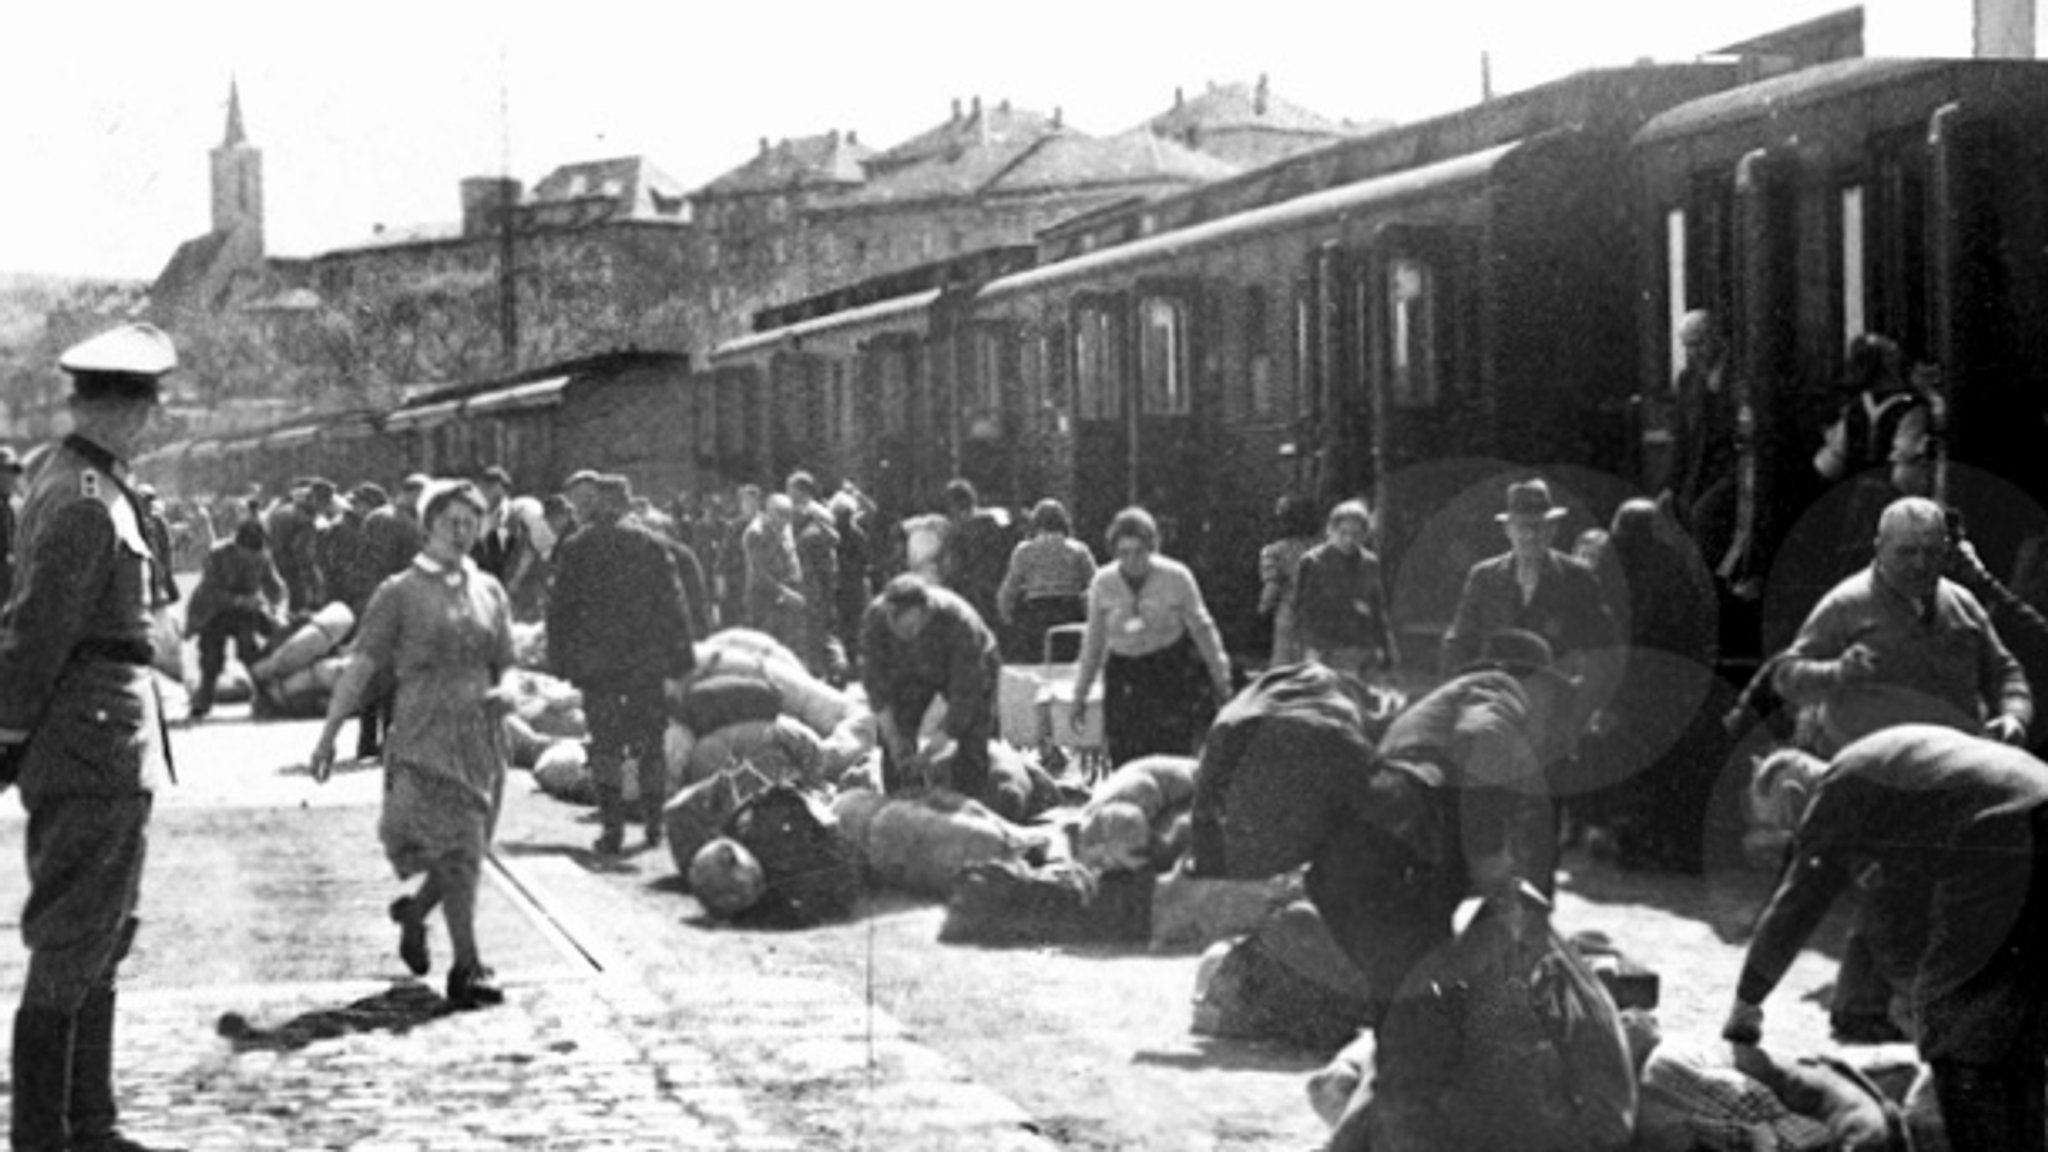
left=137, top=57, right=2048, bottom=666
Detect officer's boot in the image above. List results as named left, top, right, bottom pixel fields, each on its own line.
left=11, top=1006, right=74, bottom=1152
left=68, top=987, right=141, bottom=1152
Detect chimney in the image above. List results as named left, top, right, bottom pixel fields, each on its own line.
left=1053, top=106, right=1063, bottom=129
left=1174, top=86, right=1184, bottom=109
left=828, top=128, right=840, bottom=146
left=951, top=97, right=962, bottom=122
left=1255, top=74, right=1269, bottom=115
left=759, top=137, right=769, bottom=155
left=848, top=129, right=859, bottom=145
left=971, top=95, right=983, bottom=119
left=999, top=97, right=1010, bottom=113
left=460, top=175, right=522, bottom=237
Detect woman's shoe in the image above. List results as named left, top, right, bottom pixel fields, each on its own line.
left=389, top=896, right=430, bottom=976
left=446, top=964, right=505, bottom=1010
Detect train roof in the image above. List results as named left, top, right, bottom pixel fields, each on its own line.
left=387, top=348, right=690, bottom=414
left=715, top=288, right=943, bottom=362
left=978, top=139, right=1522, bottom=301
left=1635, top=58, right=2048, bottom=146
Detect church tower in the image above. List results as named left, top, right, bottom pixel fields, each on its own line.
left=210, top=78, right=264, bottom=252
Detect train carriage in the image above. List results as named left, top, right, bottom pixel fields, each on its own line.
left=1635, top=59, right=2048, bottom=652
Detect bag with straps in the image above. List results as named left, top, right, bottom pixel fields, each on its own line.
left=722, top=783, right=859, bottom=928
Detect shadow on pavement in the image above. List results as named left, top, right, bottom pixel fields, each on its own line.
left=214, top=981, right=454, bottom=1052
left=1131, top=1039, right=1327, bottom=1074
left=494, top=838, right=646, bottom=875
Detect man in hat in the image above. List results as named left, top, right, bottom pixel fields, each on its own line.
left=0, top=322, right=179, bottom=1151
left=548, top=473, right=696, bottom=854
left=1442, top=478, right=1618, bottom=677
left=0, top=445, right=26, bottom=607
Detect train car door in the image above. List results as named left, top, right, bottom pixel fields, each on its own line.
left=1356, top=223, right=1487, bottom=642
left=1130, top=283, right=1201, bottom=547
left=1068, top=293, right=1130, bottom=539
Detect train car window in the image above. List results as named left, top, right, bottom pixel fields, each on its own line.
left=1840, top=184, right=1867, bottom=351
left=1873, top=143, right=1929, bottom=356
left=1073, top=306, right=1121, bottom=423
left=1386, top=257, right=1439, bottom=408
left=879, top=343, right=911, bottom=437
left=1294, top=291, right=1313, bottom=425
left=1138, top=297, right=1191, bottom=417
left=1244, top=287, right=1273, bottom=419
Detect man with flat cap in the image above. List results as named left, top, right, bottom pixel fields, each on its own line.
left=548, top=473, right=696, bottom=854
left=0, top=322, right=179, bottom=1151
left=0, top=445, right=25, bottom=607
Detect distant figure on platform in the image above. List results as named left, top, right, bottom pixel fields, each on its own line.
left=1257, top=492, right=1321, bottom=667
left=861, top=575, right=1002, bottom=800
left=937, top=478, right=1014, bottom=641
left=996, top=498, right=1096, bottom=663
left=743, top=493, right=807, bottom=655
left=184, top=518, right=286, bottom=721
left=549, top=474, right=696, bottom=855
left=1295, top=498, right=1396, bottom=679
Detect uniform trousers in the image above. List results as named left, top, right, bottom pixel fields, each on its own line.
left=582, top=676, right=669, bottom=831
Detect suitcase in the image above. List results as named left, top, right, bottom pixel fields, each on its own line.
left=1033, top=623, right=1107, bottom=779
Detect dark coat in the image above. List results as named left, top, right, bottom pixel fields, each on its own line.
left=547, top=516, right=695, bottom=687
left=184, top=539, right=285, bottom=637
left=1440, top=549, right=1617, bottom=677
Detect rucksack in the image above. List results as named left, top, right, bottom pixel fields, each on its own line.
left=722, top=784, right=859, bottom=928
left=939, top=858, right=1152, bottom=947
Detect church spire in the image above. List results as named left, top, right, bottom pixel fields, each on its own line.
left=224, top=77, right=247, bottom=147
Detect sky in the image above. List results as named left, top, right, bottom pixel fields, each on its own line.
left=0, top=0, right=1979, bottom=281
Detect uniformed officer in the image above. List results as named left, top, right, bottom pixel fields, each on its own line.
left=546, top=474, right=695, bottom=854
left=0, top=323, right=178, bottom=1152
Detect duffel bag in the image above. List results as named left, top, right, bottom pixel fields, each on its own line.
left=723, top=784, right=859, bottom=928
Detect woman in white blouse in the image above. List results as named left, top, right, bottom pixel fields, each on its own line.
left=1069, top=507, right=1233, bottom=767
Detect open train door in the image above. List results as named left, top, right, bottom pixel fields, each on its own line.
left=1728, top=146, right=1803, bottom=654
left=1928, top=100, right=2045, bottom=573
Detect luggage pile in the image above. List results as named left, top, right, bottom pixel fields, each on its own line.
left=245, top=603, right=355, bottom=718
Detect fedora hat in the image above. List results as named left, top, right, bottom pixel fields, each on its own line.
left=1495, top=478, right=1568, bottom=523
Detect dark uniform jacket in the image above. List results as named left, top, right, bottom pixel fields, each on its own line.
left=859, top=584, right=1001, bottom=741
left=0, top=435, right=171, bottom=800
left=1738, top=724, right=2048, bottom=1062
left=184, top=539, right=285, bottom=636
left=1441, top=550, right=1617, bottom=676
left=547, top=515, right=694, bottom=687
left=265, top=500, right=321, bottom=611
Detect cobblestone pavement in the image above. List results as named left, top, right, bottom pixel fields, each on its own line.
left=0, top=698, right=1061, bottom=1152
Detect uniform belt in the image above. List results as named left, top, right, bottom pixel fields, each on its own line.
left=73, top=639, right=153, bottom=667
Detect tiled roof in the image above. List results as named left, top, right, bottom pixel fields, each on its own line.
left=150, top=231, right=233, bottom=304
left=864, top=99, right=1058, bottom=177
left=1143, top=78, right=1350, bottom=138
left=533, top=156, right=689, bottom=217
left=318, top=220, right=464, bottom=256
left=696, top=131, right=872, bottom=197
left=986, top=129, right=1238, bottom=195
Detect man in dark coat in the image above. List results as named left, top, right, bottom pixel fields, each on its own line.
left=184, top=518, right=286, bottom=720
left=860, top=574, right=1001, bottom=801
left=265, top=478, right=327, bottom=615
left=1442, top=478, right=1618, bottom=677
left=548, top=474, right=695, bottom=854
left=0, top=322, right=180, bottom=1152
left=937, top=477, right=1015, bottom=641
left=316, top=483, right=386, bottom=625
left=1731, top=725, right=2048, bottom=1151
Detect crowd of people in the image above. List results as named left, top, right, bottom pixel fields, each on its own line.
left=15, top=317, right=2048, bottom=1149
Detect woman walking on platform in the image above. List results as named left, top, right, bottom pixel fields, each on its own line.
left=309, top=480, right=520, bottom=1010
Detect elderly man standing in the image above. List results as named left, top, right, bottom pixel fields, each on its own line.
left=1774, top=496, right=2031, bottom=754
left=1773, top=494, right=2033, bottom=1044
left=1731, top=725, right=2048, bottom=1151
left=860, top=574, right=1002, bottom=801
left=548, top=474, right=695, bottom=854
left=0, top=323, right=179, bottom=1152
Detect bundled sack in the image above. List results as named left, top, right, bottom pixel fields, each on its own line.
left=664, top=763, right=773, bottom=881
left=864, top=791, right=1041, bottom=898
left=1148, top=865, right=1302, bottom=953
left=684, top=716, right=826, bottom=790
left=1190, top=930, right=1374, bottom=1053
left=1328, top=883, right=1636, bottom=1152
left=924, top=741, right=1064, bottom=824
left=509, top=669, right=587, bottom=740
left=722, top=783, right=860, bottom=928
left=694, top=629, right=857, bottom=737
left=939, top=858, right=1152, bottom=947
left=1190, top=663, right=1387, bottom=879
left=249, top=602, right=354, bottom=683
left=1636, top=1041, right=1905, bottom=1152
left=690, top=837, right=767, bottom=919
left=671, top=670, right=783, bottom=735
left=1077, top=755, right=1199, bottom=873
left=830, top=787, right=891, bottom=874
left=533, top=741, right=594, bottom=804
